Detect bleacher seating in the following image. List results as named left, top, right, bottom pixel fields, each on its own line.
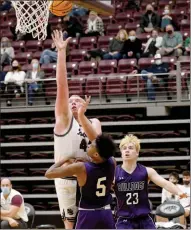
left=0, top=0, right=190, bottom=227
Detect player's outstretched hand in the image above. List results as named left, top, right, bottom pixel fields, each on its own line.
left=52, top=30, right=71, bottom=51
left=78, top=95, right=91, bottom=116
left=178, top=192, right=188, bottom=199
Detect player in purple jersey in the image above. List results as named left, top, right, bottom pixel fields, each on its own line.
left=45, top=134, right=116, bottom=229
left=114, top=134, right=187, bottom=229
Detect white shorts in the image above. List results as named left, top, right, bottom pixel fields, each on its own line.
left=55, top=178, right=78, bottom=221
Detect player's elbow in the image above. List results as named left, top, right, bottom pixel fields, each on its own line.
left=45, top=170, right=54, bottom=179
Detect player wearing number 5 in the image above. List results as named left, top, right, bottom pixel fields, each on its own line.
left=114, top=134, right=187, bottom=229
left=46, top=134, right=116, bottom=229
left=52, top=30, right=101, bottom=229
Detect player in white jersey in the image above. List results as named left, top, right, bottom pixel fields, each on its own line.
left=52, top=30, right=102, bottom=229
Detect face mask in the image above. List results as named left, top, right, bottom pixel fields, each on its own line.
left=183, top=180, right=190, bottom=185
left=167, top=30, right=173, bottom=35
left=1, top=42, right=8, bottom=47
left=155, top=60, right=162, bottom=65
left=32, top=63, right=38, bottom=69
left=147, top=10, right=152, bottom=14
left=164, top=9, right=170, bottom=15
left=12, top=66, right=18, bottom=70
left=1, top=187, right=10, bottom=195
left=129, top=36, right=136, bottom=41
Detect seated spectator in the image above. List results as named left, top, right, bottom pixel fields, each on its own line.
left=39, top=33, right=69, bottom=65
left=184, top=37, right=190, bottom=55
left=157, top=25, right=183, bottom=57
left=121, top=30, right=142, bottom=59
left=161, top=5, right=178, bottom=31
left=25, top=59, right=45, bottom=106
left=69, top=5, right=88, bottom=17
left=1, top=178, right=28, bottom=229
left=162, top=172, right=180, bottom=203
left=85, top=11, right=104, bottom=36
left=4, top=59, right=26, bottom=106
left=63, top=14, right=84, bottom=38
left=1, top=37, right=15, bottom=67
left=103, top=29, right=128, bottom=60
left=142, top=29, right=163, bottom=57
left=141, top=53, right=170, bottom=100
left=178, top=171, right=190, bottom=224
left=0, top=70, right=6, bottom=93
left=138, top=4, right=160, bottom=34
left=0, top=0, right=12, bottom=11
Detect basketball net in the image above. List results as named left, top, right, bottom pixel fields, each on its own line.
left=11, top=0, right=52, bottom=41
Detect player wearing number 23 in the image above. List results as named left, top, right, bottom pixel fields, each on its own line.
left=45, top=134, right=116, bottom=229
left=114, top=134, right=187, bottom=229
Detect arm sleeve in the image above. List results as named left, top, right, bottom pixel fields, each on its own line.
left=177, top=33, right=183, bottom=45
left=140, top=15, right=145, bottom=29
left=108, top=39, right=114, bottom=52
left=11, top=195, right=23, bottom=207
left=4, top=72, right=11, bottom=84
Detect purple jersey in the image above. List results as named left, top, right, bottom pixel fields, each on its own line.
left=79, top=157, right=115, bottom=209
left=114, top=163, right=151, bottom=218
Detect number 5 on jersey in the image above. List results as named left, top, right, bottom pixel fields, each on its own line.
left=96, top=177, right=106, bottom=197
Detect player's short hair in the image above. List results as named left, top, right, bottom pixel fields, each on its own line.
left=169, top=172, right=179, bottom=181
left=95, top=134, right=116, bottom=160
left=119, top=134, right=140, bottom=152
left=182, top=170, right=190, bottom=177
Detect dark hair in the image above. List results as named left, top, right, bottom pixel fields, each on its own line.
left=182, top=170, right=190, bottom=176
left=95, top=134, right=116, bottom=160
left=11, top=59, right=22, bottom=71
left=169, top=172, right=179, bottom=181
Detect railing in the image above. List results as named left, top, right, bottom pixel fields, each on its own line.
left=1, top=62, right=190, bottom=108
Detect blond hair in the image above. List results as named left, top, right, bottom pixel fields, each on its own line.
left=116, top=29, right=128, bottom=41
left=119, top=134, right=140, bottom=152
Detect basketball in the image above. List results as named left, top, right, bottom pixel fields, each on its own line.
left=49, top=0, right=73, bottom=17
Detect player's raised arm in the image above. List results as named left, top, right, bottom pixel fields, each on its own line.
left=52, top=30, right=71, bottom=123
left=147, top=167, right=187, bottom=199
left=78, top=96, right=102, bottom=141
left=45, top=159, right=85, bottom=179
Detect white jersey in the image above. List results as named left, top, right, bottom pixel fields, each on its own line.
left=54, top=116, right=91, bottom=163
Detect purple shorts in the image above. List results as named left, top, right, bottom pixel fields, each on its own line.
left=75, top=209, right=115, bottom=229
left=116, top=215, right=156, bottom=229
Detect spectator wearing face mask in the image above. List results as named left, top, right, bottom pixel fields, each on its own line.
left=157, top=25, right=183, bottom=57
left=103, top=29, right=128, bottom=60
left=4, top=59, right=25, bottom=106
left=1, top=178, right=28, bottom=229
left=141, top=53, right=170, bottom=100
left=1, top=37, right=15, bottom=67
left=161, top=5, right=177, bottom=31
left=142, top=29, right=163, bottom=57
left=85, top=11, right=104, bottom=36
left=138, top=4, right=161, bottom=34
left=178, top=171, right=190, bottom=221
left=25, top=59, right=45, bottom=106
left=121, top=30, right=142, bottom=59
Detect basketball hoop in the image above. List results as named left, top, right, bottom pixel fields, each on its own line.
left=11, top=0, right=52, bottom=40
